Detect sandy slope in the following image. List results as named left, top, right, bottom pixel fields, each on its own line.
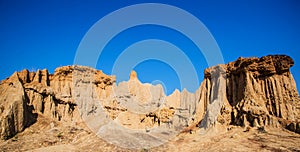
left=0, top=116, right=299, bottom=152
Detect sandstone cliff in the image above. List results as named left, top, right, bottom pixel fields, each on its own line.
left=199, top=55, right=300, bottom=134
left=0, top=55, right=299, bottom=141
left=217, top=55, right=300, bottom=132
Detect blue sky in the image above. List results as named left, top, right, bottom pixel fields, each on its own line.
left=0, top=0, right=299, bottom=95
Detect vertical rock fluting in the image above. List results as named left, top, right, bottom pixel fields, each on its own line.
left=0, top=72, right=32, bottom=139
left=0, top=65, right=117, bottom=139
left=0, top=55, right=299, bottom=140
left=202, top=55, right=300, bottom=133
left=196, top=65, right=227, bottom=129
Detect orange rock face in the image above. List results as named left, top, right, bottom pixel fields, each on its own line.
left=0, top=55, right=299, bottom=140
left=208, top=55, right=300, bottom=132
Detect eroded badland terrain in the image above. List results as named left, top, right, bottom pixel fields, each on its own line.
left=0, top=55, right=300, bottom=151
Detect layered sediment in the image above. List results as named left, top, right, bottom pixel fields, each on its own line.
left=0, top=55, right=299, bottom=140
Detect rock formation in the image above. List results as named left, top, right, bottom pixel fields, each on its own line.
left=0, top=72, right=32, bottom=139
left=0, top=55, right=299, bottom=141
left=204, top=55, right=300, bottom=133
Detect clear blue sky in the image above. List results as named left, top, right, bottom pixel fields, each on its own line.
left=1, top=0, right=299, bottom=95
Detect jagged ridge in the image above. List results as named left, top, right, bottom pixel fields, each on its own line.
left=0, top=55, right=299, bottom=140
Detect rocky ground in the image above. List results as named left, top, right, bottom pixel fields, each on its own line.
left=0, top=115, right=300, bottom=152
